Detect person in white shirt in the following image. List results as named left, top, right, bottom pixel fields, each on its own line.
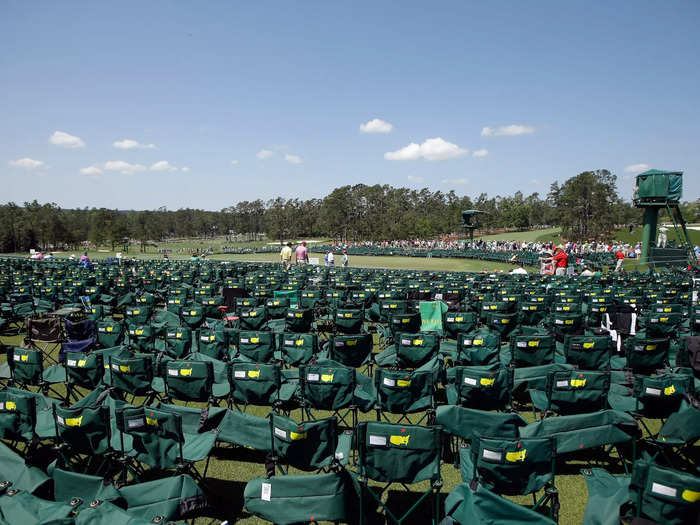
left=510, top=258, right=528, bottom=274
left=325, top=250, right=335, bottom=266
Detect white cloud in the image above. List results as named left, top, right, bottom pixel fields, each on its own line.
left=80, top=165, right=102, bottom=176
left=181, top=167, right=190, bottom=172
left=481, top=125, right=535, bottom=137
left=385, top=137, right=468, bottom=161
left=360, top=118, right=393, bottom=133
left=103, top=160, right=146, bottom=174
left=49, top=131, right=85, bottom=148
left=472, top=149, right=489, bottom=158
left=285, top=154, right=302, bottom=164
left=113, top=138, right=156, bottom=149
left=231, top=160, right=239, bottom=166
left=441, top=177, right=470, bottom=185
left=256, top=149, right=274, bottom=160
left=407, top=175, right=424, bottom=183
left=530, top=178, right=541, bottom=185
left=9, top=157, right=45, bottom=170
left=624, top=163, right=649, bottom=174
left=150, top=160, right=178, bottom=172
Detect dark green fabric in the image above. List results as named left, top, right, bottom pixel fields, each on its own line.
left=633, top=373, right=694, bottom=418
left=510, top=333, right=555, bottom=367
left=455, top=329, right=501, bottom=366
left=446, top=365, right=513, bottom=411
left=284, top=307, right=313, bottom=333
left=624, top=335, right=669, bottom=373
left=0, top=389, right=36, bottom=442
left=444, top=481, right=556, bottom=525
left=54, top=404, right=111, bottom=456
left=444, top=311, right=477, bottom=339
left=628, top=458, right=700, bottom=525
left=328, top=333, right=373, bottom=368
left=463, top=435, right=554, bottom=495
left=8, top=347, right=43, bottom=385
left=165, top=360, right=214, bottom=402
left=116, top=407, right=184, bottom=470
left=245, top=472, right=348, bottom=525
left=394, top=332, right=440, bottom=368
left=334, top=308, right=363, bottom=334
left=357, top=421, right=441, bottom=484
left=280, top=332, right=317, bottom=366
left=96, top=319, right=124, bottom=348
left=374, top=368, right=435, bottom=414
left=435, top=405, right=527, bottom=441
left=270, top=414, right=339, bottom=471
left=237, top=331, right=275, bottom=362
left=163, top=326, right=192, bottom=359
left=65, top=351, right=104, bottom=390
left=581, top=468, right=630, bottom=525
left=564, top=335, right=612, bottom=370
left=239, top=306, right=267, bottom=330
left=299, top=362, right=355, bottom=411
left=229, top=362, right=281, bottom=407
left=519, top=409, right=638, bottom=454
left=540, top=370, right=611, bottom=415
left=195, top=328, right=227, bottom=360
left=0, top=441, right=50, bottom=494
left=108, top=355, right=154, bottom=396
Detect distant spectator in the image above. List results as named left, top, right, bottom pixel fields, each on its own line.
left=614, top=248, right=625, bottom=272
left=551, top=246, right=568, bottom=276
left=325, top=249, right=335, bottom=266
left=280, top=242, right=293, bottom=269
left=295, top=241, right=309, bottom=265
left=510, top=257, right=527, bottom=274
left=341, top=250, right=349, bottom=267
left=580, top=265, right=594, bottom=276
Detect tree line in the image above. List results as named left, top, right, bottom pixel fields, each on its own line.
left=1, top=170, right=696, bottom=253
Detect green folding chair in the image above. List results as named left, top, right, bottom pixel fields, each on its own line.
left=624, top=335, right=670, bottom=374
left=52, top=404, right=114, bottom=474
left=356, top=421, right=442, bottom=524
left=285, top=306, right=314, bottom=333
left=96, top=319, right=124, bottom=348
left=237, top=330, right=276, bottom=362
left=299, top=361, right=358, bottom=430
left=107, top=354, right=161, bottom=405
left=229, top=361, right=285, bottom=412
left=374, top=366, right=437, bottom=424
left=454, top=329, right=501, bottom=366
left=510, top=331, right=556, bottom=368
left=530, top=370, right=611, bottom=419
left=163, top=326, right=193, bottom=359
left=563, top=334, right=612, bottom=370
left=327, top=333, right=374, bottom=372
left=280, top=332, right=318, bottom=367
left=269, top=413, right=350, bottom=473
left=195, top=327, right=228, bottom=360
left=443, top=311, right=477, bottom=339
left=164, top=359, right=216, bottom=405
left=461, top=434, right=559, bottom=521
left=445, top=365, right=514, bottom=411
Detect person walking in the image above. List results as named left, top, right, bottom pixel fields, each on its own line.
left=295, top=241, right=309, bottom=265
left=341, top=250, right=349, bottom=267
left=325, top=249, right=335, bottom=267
left=280, top=242, right=293, bottom=270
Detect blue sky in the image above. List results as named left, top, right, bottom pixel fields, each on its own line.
left=2, top=1, right=699, bottom=210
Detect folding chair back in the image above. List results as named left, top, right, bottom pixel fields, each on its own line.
left=563, top=334, right=612, bottom=370
left=625, top=336, right=669, bottom=373
left=628, top=458, right=700, bottom=525
left=0, top=389, right=36, bottom=442
left=108, top=354, right=156, bottom=398
left=394, top=332, right=440, bottom=368
left=270, top=413, right=340, bottom=471
left=456, top=329, right=500, bottom=366
left=334, top=308, right=364, bottom=334
left=165, top=360, right=214, bottom=403
left=448, top=365, right=513, bottom=411
left=328, top=333, right=373, bottom=369
left=229, top=362, right=282, bottom=409
left=54, top=404, right=111, bottom=456
left=468, top=435, right=555, bottom=496
left=633, top=373, right=695, bottom=419
left=374, top=368, right=436, bottom=418
left=239, top=306, right=267, bottom=331
left=196, top=328, right=228, bottom=360
left=237, top=330, right=276, bottom=362
left=8, top=347, right=43, bottom=386
left=645, top=312, right=683, bottom=339
left=510, top=333, right=555, bottom=367
left=96, top=319, right=124, bottom=348
left=164, top=326, right=193, bottom=358
left=65, top=351, right=104, bottom=390
left=285, top=307, right=314, bottom=333
left=545, top=370, right=610, bottom=415
left=265, top=297, right=290, bottom=319
left=116, top=407, right=184, bottom=470
left=299, top=362, right=355, bottom=412
left=280, top=332, right=318, bottom=366
left=444, top=312, right=477, bottom=339
left=180, top=304, right=206, bottom=329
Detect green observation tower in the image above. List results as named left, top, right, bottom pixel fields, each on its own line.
left=633, top=169, right=696, bottom=268
left=461, top=210, right=486, bottom=243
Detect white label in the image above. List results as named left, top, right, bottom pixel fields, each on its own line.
left=446, top=317, right=455, bottom=323
left=645, top=387, right=662, bottom=396
left=463, top=377, right=477, bottom=385
left=334, top=452, right=344, bottom=460
left=369, top=435, right=387, bottom=446
left=307, top=373, right=320, bottom=381
left=234, top=370, right=246, bottom=378
left=13, top=355, right=20, bottom=361
left=67, top=359, right=77, bottom=367
left=274, top=427, right=287, bottom=439
left=127, top=418, right=144, bottom=428
left=284, top=340, right=294, bottom=345
left=556, top=380, right=569, bottom=388
left=0, top=403, right=3, bottom=410
left=517, top=341, right=527, bottom=348
left=651, top=482, right=677, bottom=498
left=168, top=369, right=179, bottom=376
left=261, top=482, right=271, bottom=502
left=482, top=449, right=502, bottom=461
left=57, top=415, right=64, bottom=425
left=383, top=377, right=396, bottom=387
left=240, top=338, right=249, bottom=344
left=401, top=339, right=411, bottom=345
left=111, top=364, right=119, bottom=371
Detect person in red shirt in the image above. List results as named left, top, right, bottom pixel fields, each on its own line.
left=551, top=246, right=568, bottom=276
left=614, top=249, right=625, bottom=272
